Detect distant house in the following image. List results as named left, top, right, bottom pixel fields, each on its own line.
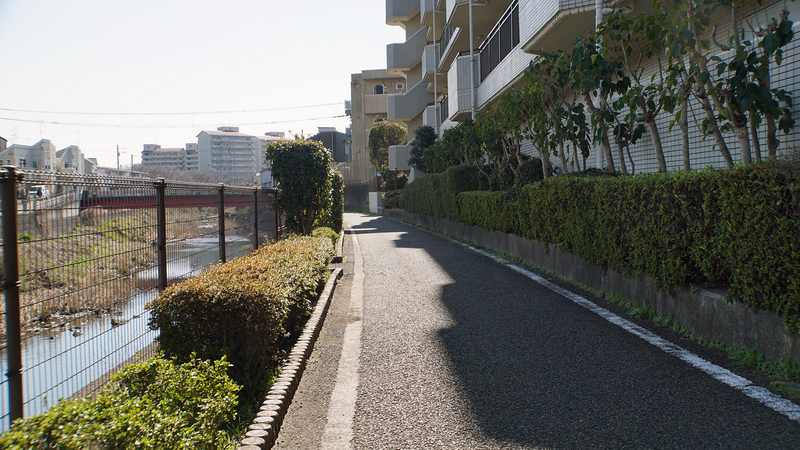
left=0, top=139, right=58, bottom=171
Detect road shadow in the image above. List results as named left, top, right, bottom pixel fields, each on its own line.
left=374, top=214, right=800, bottom=449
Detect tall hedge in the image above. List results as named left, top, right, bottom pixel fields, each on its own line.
left=147, top=234, right=333, bottom=394
left=403, top=165, right=484, bottom=221
left=417, top=164, right=799, bottom=330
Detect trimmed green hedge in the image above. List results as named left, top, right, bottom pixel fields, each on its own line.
left=0, top=354, right=239, bottom=450
left=403, top=165, right=485, bottom=221
left=147, top=234, right=334, bottom=394
left=417, top=164, right=799, bottom=330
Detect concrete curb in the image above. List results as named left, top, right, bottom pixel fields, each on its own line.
left=237, top=266, right=343, bottom=450
left=333, top=228, right=344, bottom=263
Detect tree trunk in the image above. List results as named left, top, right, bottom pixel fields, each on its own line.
left=646, top=120, right=667, bottom=172
left=558, top=141, right=569, bottom=174
left=733, top=110, right=752, bottom=165
left=691, top=53, right=735, bottom=168
left=572, top=142, right=582, bottom=172
left=583, top=92, right=616, bottom=173
left=750, top=109, right=762, bottom=162
left=616, top=141, right=628, bottom=175
left=680, top=91, right=691, bottom=171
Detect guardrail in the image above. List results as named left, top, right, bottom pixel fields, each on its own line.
left=0, top=166, right=282, bottom=430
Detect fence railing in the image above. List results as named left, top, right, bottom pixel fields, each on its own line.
left=0, top=167, right=281, bottom=430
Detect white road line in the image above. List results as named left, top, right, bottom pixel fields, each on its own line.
left=320, top=226, right=364, bottom=450
left=456, top=240, right=800, bottom=424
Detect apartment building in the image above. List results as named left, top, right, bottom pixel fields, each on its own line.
left=197, top=127, right=263, bottom=173
left=141, top=144, right=200, bottom=170
left=385, top=0, right=800, bottom=173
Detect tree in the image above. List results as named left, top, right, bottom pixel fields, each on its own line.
left=408, top=125, right=438, bottom=173
left=368, top=121, right=407, bottom=180
left=265, top=139, right=332, bottom=235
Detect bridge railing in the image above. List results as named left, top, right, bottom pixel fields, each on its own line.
left=0, top=167, right=281, bottom=430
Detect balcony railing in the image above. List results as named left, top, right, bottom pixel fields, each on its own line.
left=388, top=80, right=434, bottom=121
left=388, top=143, right=413, bottom=170
left=446, top=55, right=479, bottom=122
left=387, top=27, right=428, bottom=73
left=479, top=2, right=520, bottom=82
left=386, top=0, right=419, bottom=25
left=422, top=43, right=440, bottom=82
left=440, top=24, right=455, bottom=56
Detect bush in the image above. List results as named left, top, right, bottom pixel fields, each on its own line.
left=0, top=354, right=239, bottom=450
left=449, top=164, right=800, bottom=330
left=147, top=235, right=334, bottom=395
left=404, top=165, right=485, bottom=221
left=515, top=158, right=544, bottom=188
left=266, top=140, right=332, bottom=235
left=319, top=168, right=344, bottom=234
left=312, top=226, right=339, bottom=249
left=383, top=189, right=404, bottom=209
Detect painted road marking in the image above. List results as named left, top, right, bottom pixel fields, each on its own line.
left=321, top=226, right=364, bottom=450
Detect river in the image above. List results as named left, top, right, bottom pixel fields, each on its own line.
left=0, top=235, right=250, bottom=430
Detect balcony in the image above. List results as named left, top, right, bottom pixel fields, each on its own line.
left=387, top=27, right=428, bottom=74
left=364, top=94, right=389, bottom=115
left=446, top=55, right=479, bottom=122
left=388, top=80, right=434, bottom=122
left=386, top=0, right=420, bottom=27
left=446, top=0, right=512, bottom=33
left=389, top=144, right=412, bottom=170
left=422, top=105, right=438, bottom=129
left=422, top=44, right=446, bottom=88
left=420, top=0, right=444, bottom=27
left=520, top=0, right=598, bottom=54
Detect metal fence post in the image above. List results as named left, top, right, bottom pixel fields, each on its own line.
left=275, top=190, right=281, bottom=241
left=155, top=178, right=167, bottom=292
left=218, top=184, right=226, bottom=264
left=253, top=188, right=259, bottom=250
left=2, top=166, right=24, bottom=425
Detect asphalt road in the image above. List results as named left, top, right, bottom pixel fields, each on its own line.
left=274, top=213, right=800, bottom=449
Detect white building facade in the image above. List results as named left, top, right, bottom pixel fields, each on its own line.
left=384, top=0, right=800, bottom=174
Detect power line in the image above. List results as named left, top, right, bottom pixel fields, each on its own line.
left=0, top=102, right=342, bottom=116
left=0, top=115, right=349, bottom=129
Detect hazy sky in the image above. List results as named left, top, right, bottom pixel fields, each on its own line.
left=0, top=0, right=405, bottom=168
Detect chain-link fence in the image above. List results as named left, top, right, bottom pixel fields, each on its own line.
left=0, top=167, right=281, bottom=430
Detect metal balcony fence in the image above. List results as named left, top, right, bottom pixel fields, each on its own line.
left=0, top=167, right=282, bottom=430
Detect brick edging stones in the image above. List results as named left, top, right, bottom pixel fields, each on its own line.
left=238, top=266, right=343, bottom=450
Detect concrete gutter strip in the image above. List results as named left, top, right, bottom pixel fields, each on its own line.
left=384, top=209, right=800, bottom=364
left=238, top=266, right=343, bottom=450
left=333, top=228, right=345, bottom=263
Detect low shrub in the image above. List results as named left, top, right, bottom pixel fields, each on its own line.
left=147, top=234, right=334, bottom=396
left=383, top=189, right=404, bottom=209
left=0, top=354, right=239, bottom=450
left=312, top=226, right=339, bottom=249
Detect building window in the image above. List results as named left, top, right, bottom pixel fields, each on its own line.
left=65, top=162, right=72, bottom=169
left=32, top=161, right=37, bottom=169
left=19, top=159, right=26, bottom=168
left=374, top=84, right=384, bottom=95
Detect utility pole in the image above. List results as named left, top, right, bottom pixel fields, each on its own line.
left=116, top=145, right=120, bottom=175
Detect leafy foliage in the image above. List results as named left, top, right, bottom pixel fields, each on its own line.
left=408, top=125, right=438, bottom=173
left=407, top=163, right=800, bottom=330
left=320, top=168, right=344, bottom=234
left=368, top=121, right=407, bottom=180
left=147, top=235, right=333, bottom=395
left=266, top=139, right=332, bottom=235
left=0, top=354, right=239, bottom=450
left=403, top=165, right=486, bottom=221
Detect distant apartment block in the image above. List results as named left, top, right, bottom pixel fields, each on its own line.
left=141, top=144, right=199, bottom=170
left=344, top=69, right=406, bottom=186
